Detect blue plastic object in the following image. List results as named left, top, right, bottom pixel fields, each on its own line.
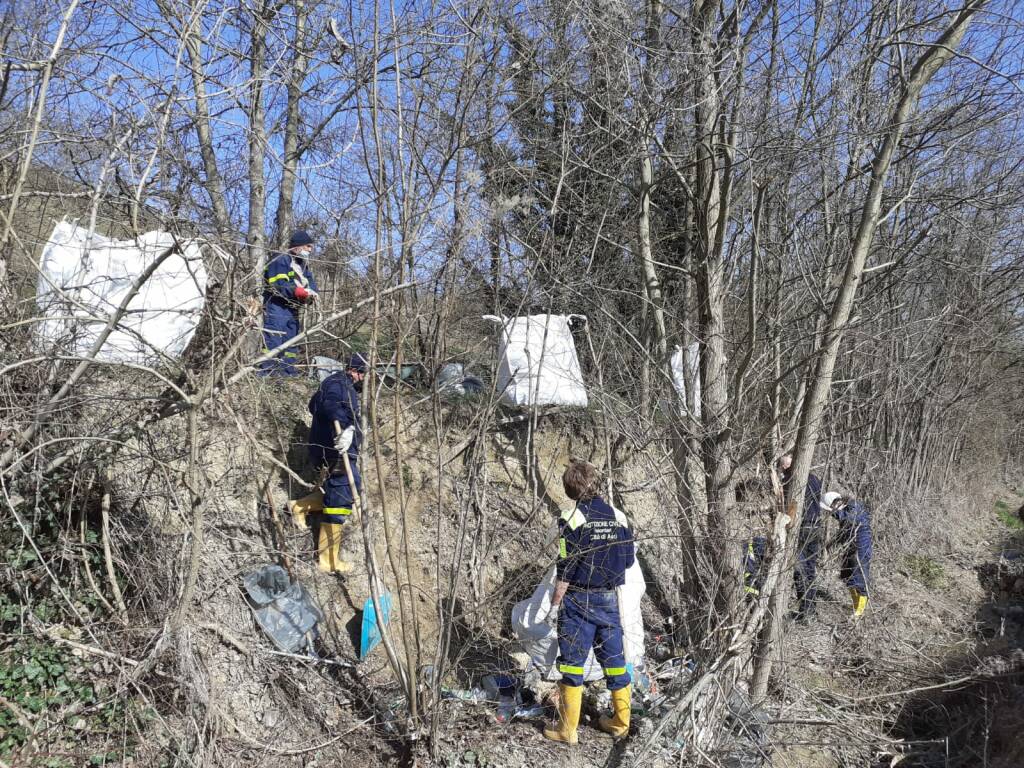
left=360, top=592, right=393, bottom=659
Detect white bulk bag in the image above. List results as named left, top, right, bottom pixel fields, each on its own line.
left=670, top=342, right=701, bottom=418
left=511, top=512, right=646, bottom=682
left=35, top=221, right=207, bottom=362
left=482, top=314, right=588, bottom=408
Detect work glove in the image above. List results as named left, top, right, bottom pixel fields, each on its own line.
left=544, top=602, right=559, bottom=628
left=334, top=425, right=356, bottom=453
left=294, top=285, right=318, bottom=303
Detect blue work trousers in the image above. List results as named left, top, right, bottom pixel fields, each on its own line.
left=556, top=589, right=630, bottom=691
left=840, top=537, right=871, bottom=594
left=321, top=460, right=361, bottom=523
left=259, top=303, right=300, bottom=376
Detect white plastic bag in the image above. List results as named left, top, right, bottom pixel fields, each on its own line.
left=511, top=512, right=646, bottom=682
left=670, top=342, right=701, bottom=418
left=35, top=221, right=207, bottom=362
left=483, top=314, right=588, bottom=408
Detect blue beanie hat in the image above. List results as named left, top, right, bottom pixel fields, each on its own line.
left=347, top=353, right=369, bottom=373
left=288, top=229, right=314, bottom=249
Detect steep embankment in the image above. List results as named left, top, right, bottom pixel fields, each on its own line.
left=95, top=379, right=688, bottom=766
left=11, top=371, right=1021, bottom=767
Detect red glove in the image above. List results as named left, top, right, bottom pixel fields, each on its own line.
left=294, top=285, right=313, bottom=302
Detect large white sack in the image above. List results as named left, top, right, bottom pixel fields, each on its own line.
left=483, top=314, right=588, bottom=408
left=511, top=513, right=646, bottom=682
left=670, top=342, right=701, bottom=418
left=36, top=221, right=206, bottom=362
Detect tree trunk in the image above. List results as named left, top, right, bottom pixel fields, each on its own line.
left=246, top=3, right=271, bottom=271
left=273, top=0, right=309, bottom=244
left=181, top=2, right=232, bottom=239
left=690, top=0, right=741, bottom=624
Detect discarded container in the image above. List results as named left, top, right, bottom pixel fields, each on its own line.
left=482, top=314, right=589, bottom=408
left=36, top=221, right=207, bottom=362
left=495, top=701, right=549, bottom=724
left=242, top=565, right=323, bottom=655
left=442, top=687, right=495, bottom=703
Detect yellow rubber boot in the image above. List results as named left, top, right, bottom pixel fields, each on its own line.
left=543, top=684, right=581, bottom=745
left=287, top=488, right=324, bottom=529
left=850, top=588, right=868, bottom=617
left=317, top=523, right=353, bottom=574
left=598, top=684, right=631, bottom=738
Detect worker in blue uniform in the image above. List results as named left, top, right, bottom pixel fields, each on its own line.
left=821, top=491, right=873, bottom=617
left=287, top=354, right=367, bottom=573
left=778, top=455, right=824, bottom=620
left=259, top=230, right=319, bottom=376
left=544, top=460, right=635, bottom=745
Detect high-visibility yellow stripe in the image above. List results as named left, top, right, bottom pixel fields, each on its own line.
left=558, top=664, right=584, bottom=675
left=283, top=351, right=298, bottom=358
left=603, top=667, right=627, bottom=677
left=559, top=537, right=567, bottom=559
left=324, top=507, right=352, bottom=516
left=267, top=271, right=296, bottom=284
left=744, top=585, right=759, bottom=595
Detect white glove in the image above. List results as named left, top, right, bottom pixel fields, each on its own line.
left=306, top=288, right=319, bottom=301
left=334, top=425, right=356, bottom=452
left=545, top=603, right=559, bottom=627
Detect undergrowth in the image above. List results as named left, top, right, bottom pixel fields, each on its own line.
left=995, top=499, right=1024, bottom=531
left=905, top=553, right=946, bottom=589
left=1, top=479, right=145, bottom=766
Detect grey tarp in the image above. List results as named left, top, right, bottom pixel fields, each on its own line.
left=242, top=565, right=323, bottom=655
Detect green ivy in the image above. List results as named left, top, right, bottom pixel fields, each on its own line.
left=0, top=487, right=138, bottom=762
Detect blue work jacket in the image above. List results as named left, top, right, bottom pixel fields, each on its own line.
left=308, top=372, right=361, bottom=467
left=557, top=497, right=635, bottom=590
left=263, top=251, right=318, bottom=310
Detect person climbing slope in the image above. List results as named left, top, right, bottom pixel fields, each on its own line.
left=544, top=460, right=635, bottom=745
left=287, top=354, right=367, bottom=573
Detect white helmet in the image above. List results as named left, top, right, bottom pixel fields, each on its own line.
left=821, top=491, right=843, bottom=512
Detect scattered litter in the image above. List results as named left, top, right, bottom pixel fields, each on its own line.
left=359, top=592, right=393, bottom=659
left=242, top=565, right=323, bottom=655
left=381, top=363, right=421, bottom=386
left=443, top=674, right=551, bottom=724
left=435, top=362, right=485, bottom=399
left=443, top=686, right=495, bottom=703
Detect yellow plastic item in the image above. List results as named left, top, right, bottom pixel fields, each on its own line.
left=543, top=684, right=582, bottom=745
left=850, top=588, right=868, bottom=617
left=287, top=488, right=324, bottom=528
left=598, top=684, right=631, bottom=738
left=317, top=522, right=353, bottom=574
